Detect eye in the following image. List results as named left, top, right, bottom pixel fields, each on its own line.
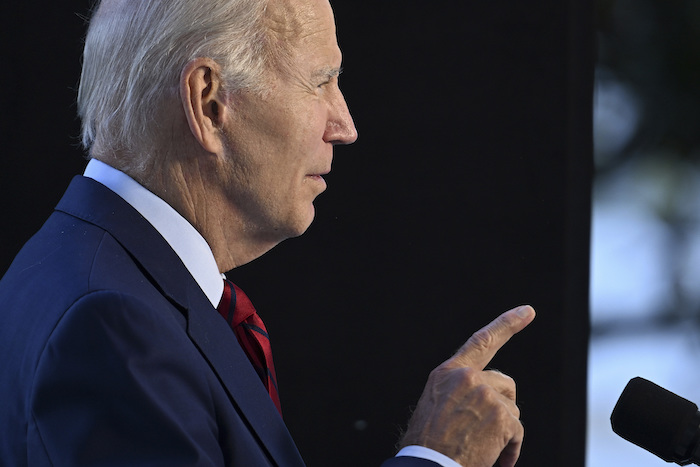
left=314, top=68, right=342, bottom=90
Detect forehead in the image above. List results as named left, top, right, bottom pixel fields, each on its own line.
left=265, top=0, right=338, bottom=53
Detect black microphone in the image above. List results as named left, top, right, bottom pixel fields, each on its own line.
left=611, top=377, right=700, bottom=465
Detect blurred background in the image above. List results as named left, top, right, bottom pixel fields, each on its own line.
left=588, top=0, right=700, bottom=465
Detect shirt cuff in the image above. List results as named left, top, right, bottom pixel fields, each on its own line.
left=395, top=445, right=462, bottom=467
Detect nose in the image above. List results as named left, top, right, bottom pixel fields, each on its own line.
left=325, top=89, right=358, bottom=145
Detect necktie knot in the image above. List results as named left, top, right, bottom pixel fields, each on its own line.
left=222, top=281, right=256, bottom=325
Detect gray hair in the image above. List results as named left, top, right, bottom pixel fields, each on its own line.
left=77, top=0, right=274, bottom=166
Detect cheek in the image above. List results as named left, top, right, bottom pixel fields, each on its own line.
left=275, top=125, right=322, bottom=169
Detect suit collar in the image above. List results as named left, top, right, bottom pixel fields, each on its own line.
left=83, top=159, right=223, bottom=307
left=55, top=176, right=305, bottom=467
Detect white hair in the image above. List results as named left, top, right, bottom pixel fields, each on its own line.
left=77, top=0, right=275, bottom=168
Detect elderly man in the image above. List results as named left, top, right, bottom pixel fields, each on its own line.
left=0, top=0, right=535, bottom=466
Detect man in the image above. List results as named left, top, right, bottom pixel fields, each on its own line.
left=0, top=0, right=535, bottom=465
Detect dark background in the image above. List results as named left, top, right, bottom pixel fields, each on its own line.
left=1, top=1, right=592, bottom=466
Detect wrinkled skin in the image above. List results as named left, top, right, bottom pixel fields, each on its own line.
left=401, top=305, right=536, bottom=467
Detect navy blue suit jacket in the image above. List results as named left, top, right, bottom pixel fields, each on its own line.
left=0, top=176, right=437, bottom=466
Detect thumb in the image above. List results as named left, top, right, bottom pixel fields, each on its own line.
left=446, top=305, right=536, bottom=371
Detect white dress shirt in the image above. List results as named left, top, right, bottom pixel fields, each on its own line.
left=83, top=159, right=223, bottom=308
left=82, top=159, right=459, bottom=467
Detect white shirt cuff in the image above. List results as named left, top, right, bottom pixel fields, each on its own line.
left=395, top=445, right=462, bottom=467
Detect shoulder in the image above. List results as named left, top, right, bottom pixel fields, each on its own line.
left=45, top=289, right=187, bottom=355
left=0, top=214, right=171, bottom=350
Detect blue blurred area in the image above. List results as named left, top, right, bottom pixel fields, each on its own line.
left=588, top=1, right=700, bottom=464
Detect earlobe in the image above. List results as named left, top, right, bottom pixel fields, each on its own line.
left=180, top=58, right=227, bottom=154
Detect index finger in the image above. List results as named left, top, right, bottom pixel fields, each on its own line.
left=446, top=305, right=536, bottom=371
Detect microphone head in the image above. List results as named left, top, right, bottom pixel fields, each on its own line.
left=611, top=377, right=700, bottom=464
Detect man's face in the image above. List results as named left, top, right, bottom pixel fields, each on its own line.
left=219, top=0, right=357, bottom=245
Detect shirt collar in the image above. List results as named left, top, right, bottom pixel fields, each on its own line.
left=83, top=159, right=224, bottom=308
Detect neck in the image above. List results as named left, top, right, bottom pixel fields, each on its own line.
left=112, top=151, right=278, bottom=272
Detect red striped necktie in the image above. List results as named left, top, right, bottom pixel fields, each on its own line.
left=216, top=279, right=282, bottom=416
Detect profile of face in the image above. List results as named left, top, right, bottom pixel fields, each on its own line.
left=218, top=0, right=358, bottom=245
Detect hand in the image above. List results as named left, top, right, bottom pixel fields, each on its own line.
left=399, top=305, right=536, bottom=467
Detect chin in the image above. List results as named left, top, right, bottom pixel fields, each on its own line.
left=286, top=206, right=317, bottom=239
left=289, top=217, right=315, bottom=238
left=260, top=203, right=317, bottom=244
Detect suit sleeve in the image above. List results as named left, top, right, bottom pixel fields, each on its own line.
left=28, top=291, right=225, bottom=466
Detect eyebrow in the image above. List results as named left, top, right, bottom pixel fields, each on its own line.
left=313, top=66, right=343, bottom=81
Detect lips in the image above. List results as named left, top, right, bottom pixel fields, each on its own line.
left=306, top=174, right=326, bottom=183
left=305, top=171, right=328, bottom=191
left=309, top=168, right=330, bottom=177
left=306, top=167, right=330, bottom=179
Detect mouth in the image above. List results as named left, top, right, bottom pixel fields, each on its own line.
left=305, top=171, right=329, bottom=191
left=306, top=174, right=326, bottom=184
left=306, top=168, right=330, bottom=179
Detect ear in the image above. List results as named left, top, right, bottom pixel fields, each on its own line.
left=180, top=58, right=228, bottom=154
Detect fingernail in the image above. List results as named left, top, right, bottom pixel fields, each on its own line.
left=516, top=305, right=532, bottom=317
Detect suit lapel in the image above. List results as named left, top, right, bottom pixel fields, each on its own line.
left=185, top=288, right=306, bottom=466
left=55, top=176, right=305, bottom=467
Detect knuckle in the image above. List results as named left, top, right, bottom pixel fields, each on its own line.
left=488, top=398, right=516, bottom=426
left=500, top=310, right=520, bottom=327
left=471, top=383, right=492, bottom=403
left=470, top=382, right=521, bottom=418
left=469, top=327, right=495, bottom=353
left=512, top=404, right=522, bottom=419
left=494, top=398, right=522, bottom=423
left=430, top=365, right=481, bottom=388
left=457, top=367, right=481, bottom=387
left=491, top=370, right=516, bottom=393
